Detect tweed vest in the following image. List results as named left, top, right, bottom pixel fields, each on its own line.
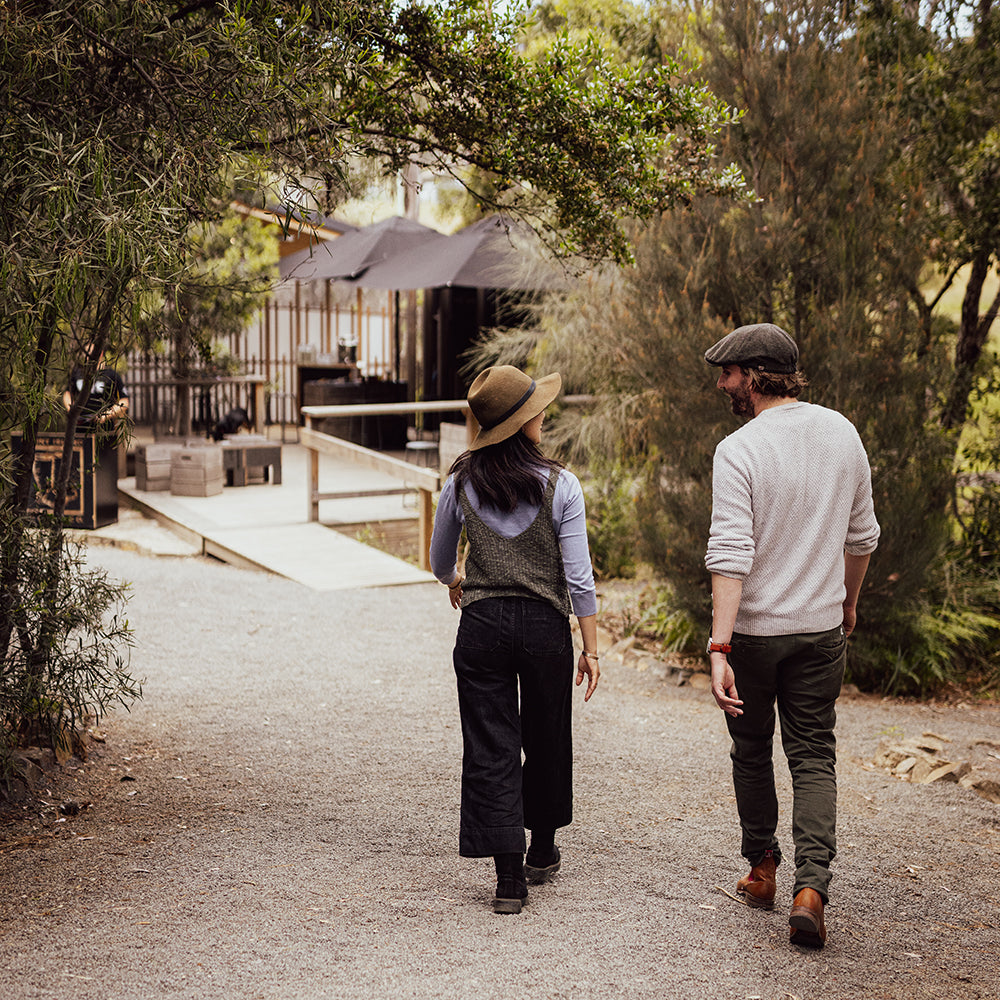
left=458, top=468, right=571, bottom=617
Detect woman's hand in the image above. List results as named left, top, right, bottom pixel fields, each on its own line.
left=575, top=651, right=600, bottom=702
left=447, top=577, right=463, bottom=609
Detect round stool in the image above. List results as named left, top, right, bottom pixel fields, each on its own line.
left=405, top=440, right=438, bottom=467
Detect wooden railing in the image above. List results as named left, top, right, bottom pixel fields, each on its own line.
left=300, top=400, right=473, bottom=570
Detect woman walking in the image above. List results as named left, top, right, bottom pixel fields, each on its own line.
left=430, top=365, right=600, bottom=914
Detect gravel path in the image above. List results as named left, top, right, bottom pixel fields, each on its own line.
left=2, top=546, right=999, bottom=1000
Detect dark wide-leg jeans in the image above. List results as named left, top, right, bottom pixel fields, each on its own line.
left=725, top=626, right=847, bottom=902
left=453, top=596, right=574, bottom=858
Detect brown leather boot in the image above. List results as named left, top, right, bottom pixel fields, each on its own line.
left=736, top=851, right=777, bottom=909
left=789, top=887, right=827, bottom=948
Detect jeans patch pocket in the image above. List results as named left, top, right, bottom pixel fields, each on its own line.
left=456, top=601, right=503, bottom=652
left=522, top=602, right=569, bottom=655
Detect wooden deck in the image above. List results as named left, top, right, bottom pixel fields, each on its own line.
left=117, top=438, right=437, bottom=591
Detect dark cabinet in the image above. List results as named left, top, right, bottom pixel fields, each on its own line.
left=11, top=432, right=118, bottom=529
left=301, top=378, right=409, bottom=450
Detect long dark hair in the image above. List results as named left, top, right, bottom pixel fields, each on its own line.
left=450, top=433, right=563, bottom=513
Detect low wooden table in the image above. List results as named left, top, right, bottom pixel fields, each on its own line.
left=221, top=438, right=282, bottom=487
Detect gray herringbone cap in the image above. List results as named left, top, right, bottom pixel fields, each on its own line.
left=704, top=324, right=799, bottom=374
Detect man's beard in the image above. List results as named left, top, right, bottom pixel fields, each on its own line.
left=726, top=382, right=754, bottom=418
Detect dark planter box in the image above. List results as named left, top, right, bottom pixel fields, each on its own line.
left=11, top=432, right=118, bottom=529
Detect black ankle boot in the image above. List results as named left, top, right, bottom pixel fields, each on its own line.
left=492, top=853, right=527, bottom=914
left=525, top=844, right=561, bottom=883
left=526, top=828, right=560, bottom=882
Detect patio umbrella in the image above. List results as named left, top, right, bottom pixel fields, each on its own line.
left=352, top=215, right=565, bottom=291
left=279, top=215, right=442, bottom=281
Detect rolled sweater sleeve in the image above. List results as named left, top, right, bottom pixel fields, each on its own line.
left=845, top=457, right=880, bottom=556
left=705, top=440, right=756, bottom=580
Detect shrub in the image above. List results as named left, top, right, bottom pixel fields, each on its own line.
left=1, top=513, right=140, bottom=781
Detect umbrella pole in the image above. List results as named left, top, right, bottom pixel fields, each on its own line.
left=324, top=280, right=332, bottom=355
left=356, top=286, right=363, bottom=370
left=405, top=290, right=417, bottom=401
left=392, top=290, right=400, bottom=383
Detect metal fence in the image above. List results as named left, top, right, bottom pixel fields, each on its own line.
left=125, top=291, right=393, bottom=434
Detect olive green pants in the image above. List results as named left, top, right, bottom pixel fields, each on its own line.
left=725, top=626, right=847, bottom=902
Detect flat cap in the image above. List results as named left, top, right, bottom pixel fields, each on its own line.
left=704, top=323, right=799, bottom=374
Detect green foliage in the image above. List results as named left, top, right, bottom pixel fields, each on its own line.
left=910, top=363, right=1000, bottom=694
left=0, top=516, right=140, bottom=775
left=851, top=594, right=1000, bottom=697
left=523, top=0, right=694, bottom=67
left=139, top=214, right=278, bottom=352
left=0, top=0, right=753, bottom=776
left=856, top=0, right=1000, bottom=430
left=137, top=213, right=278, bottom=436
left=580, top=464, right=640, bottom=579
left=487, top=0, right=1000, bottom=696
left=1, top=0, right=751, bottom=395
left=955, top=354, right=1000, bottom=556
left=627, top=591, right=699, bottom=656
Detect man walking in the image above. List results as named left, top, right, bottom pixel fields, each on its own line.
left=703, top=323, right=879, bottom=949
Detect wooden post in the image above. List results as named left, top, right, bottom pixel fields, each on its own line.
left=294, top=281, right=302, bottom=347
left=325, top=279, right=332, bottom=354
left=418, top=487, right=433, bottom=572
left=263, top=302, right=271, bottom=378
left=385, top=292, right=392, bottom=380
left=309, top=432, right=320, bottom=523
left=356, top=285, right=363, bottom=367
left=405, top=290, right=417, bottom=398
left=252, top=381, right=265, bottom=435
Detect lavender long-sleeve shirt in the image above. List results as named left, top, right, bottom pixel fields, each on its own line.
left=430, top=467, right=597, bottom=618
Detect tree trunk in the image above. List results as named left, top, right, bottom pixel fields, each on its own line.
left=941, top=249, right=1000, bottom=430
left=0, top=312, right=59, bottom=665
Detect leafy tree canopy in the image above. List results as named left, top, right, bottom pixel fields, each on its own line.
left=1, top=0, right=748, bottom=276
left=856, top=0, right=1000, bottom=427
left=523, top=0, right=693, bottom=65
left=475, top=0, right=1000, bottom=695
left=0, top=0, right=750, bottom=766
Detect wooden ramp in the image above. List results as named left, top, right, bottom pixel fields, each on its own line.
left=118, top=441, right=436, bottom=591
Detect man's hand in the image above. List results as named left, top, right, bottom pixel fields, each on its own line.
left=710, top=651, right=743, bottom=717
left=842, top=552, right=870, bottom=639
left=842, top=603, right=857, bottom=638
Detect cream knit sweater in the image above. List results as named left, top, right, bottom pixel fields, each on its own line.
left=705, top=401, right=880, bottom=636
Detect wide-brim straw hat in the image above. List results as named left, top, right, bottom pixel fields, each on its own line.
left=467, top=365, right=562, bottom=450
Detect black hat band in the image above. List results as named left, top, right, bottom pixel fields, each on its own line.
left=478, top=380, right=536, bottom=431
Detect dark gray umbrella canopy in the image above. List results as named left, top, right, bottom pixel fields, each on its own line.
left=352, top=215, right=565, bottom=291
left=279, top=216, right=442, bottom=281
